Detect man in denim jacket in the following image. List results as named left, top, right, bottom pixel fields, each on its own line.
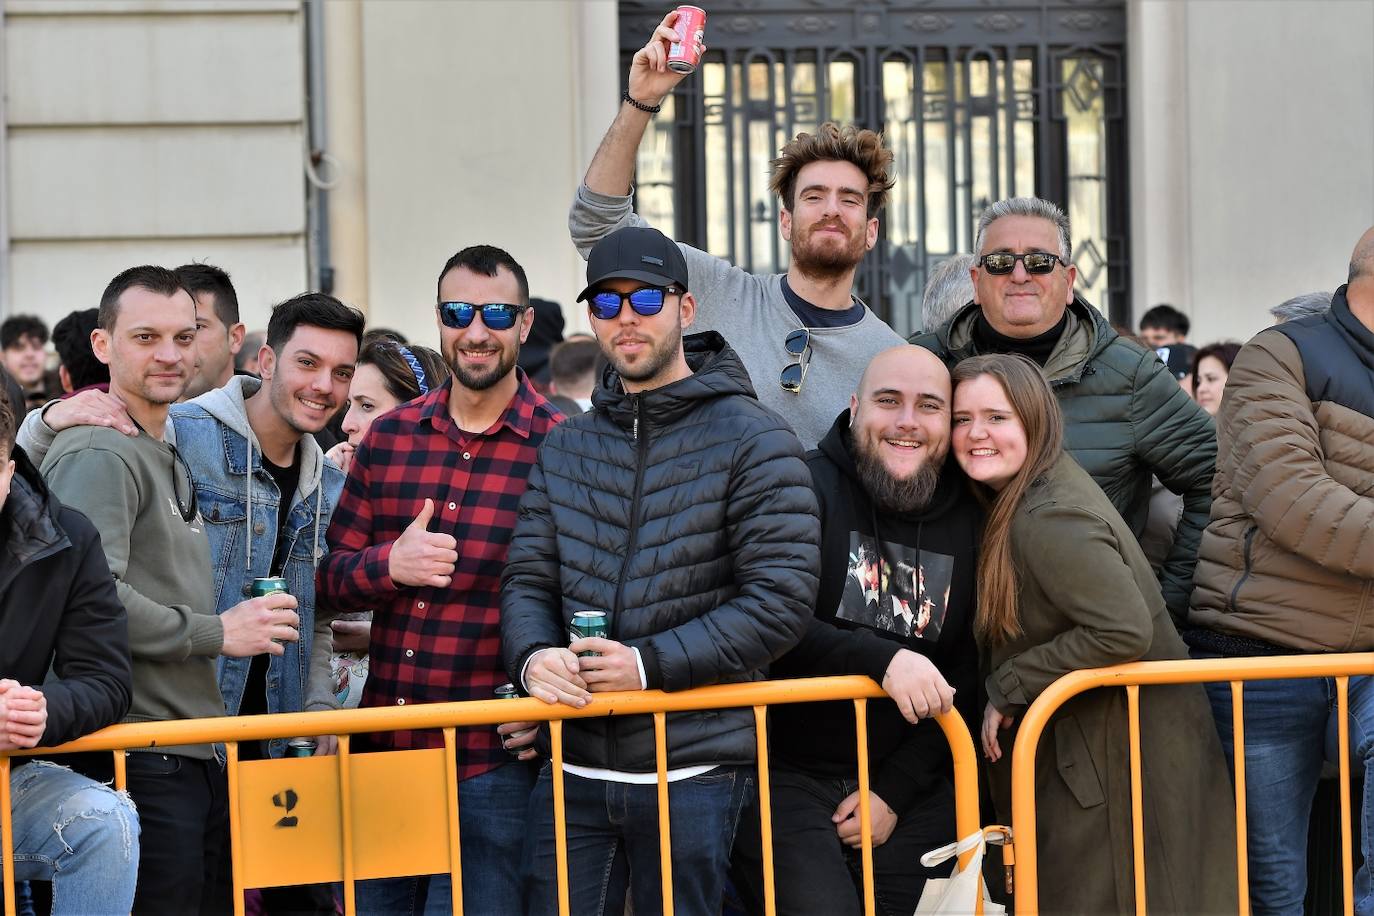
left=20, top=292, right=363, bottom=759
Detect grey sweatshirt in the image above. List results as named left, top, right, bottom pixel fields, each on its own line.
left=41, top=425, right=223, bottom=758
left=570, top=184, right=904, bottom=450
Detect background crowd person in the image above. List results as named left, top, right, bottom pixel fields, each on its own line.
left=50, top=308, right=108, bottom=397
left=502, top=225, right=820, bottom=916
left=920, top=254, right=975, bottom=335
left=323, top=336, right=450, bottom=710
left=952, top=353, right=1235, bottom=914
left=1, top=314, right=50, bottom=410
left=0, top=395, right=139, bottom=916
left=319, top=245, right=560, bottom=915
left=912, top=196, right=1216, bottom=625
left=1271, top=290, right=1333, bottom=323
left=545, top=334, right=598, bottom=415
left=1190, top=341, right=1242, bottom=416
left=732, top=345, right=979, bottom=916
left=516, top=297, right=566, bottom=391
left=570, top=10, right=903, bottom=449
left=1187, top=228, right=1374, bottom=916
left=35, top=266, right=296, bottom=915
left=176, top=263, right=246, bottom=400
left=1138, top=304, right=1196, bottom=393
left=236, top=330, right=266, bottom=374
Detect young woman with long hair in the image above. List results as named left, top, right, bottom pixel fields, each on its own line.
left=950, top=353, right=1235, bottom=914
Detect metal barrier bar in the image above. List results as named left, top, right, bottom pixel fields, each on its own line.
left=443, top=727, right=464, bottom=915
left=752, top=705, right=777, bottom=916
left=1231, top=681, right=1250, bottom=916
left=113, top=750, right=126, bottom=791
left=653, top=711, right=674, bottom=916
left=1126, top=685, right=1146, bottom=916
left=853, top=698, right=875, bottom=916
left=0, top=677, right=983, bottom=915
left=226, top=742, right=245, bottom=916
left=1337, top=678, right=1354, bottom=916
left=1010, top=654, right=1374, bottom=915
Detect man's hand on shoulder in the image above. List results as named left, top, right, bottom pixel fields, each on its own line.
left=43, top=389, right=137, bottom=437
left=881, top=648, right=954, bottom=723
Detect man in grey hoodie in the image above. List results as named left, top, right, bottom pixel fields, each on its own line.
left=570, top=10, right=904, bottom=449
left=37, top=266, right=300, bottom=915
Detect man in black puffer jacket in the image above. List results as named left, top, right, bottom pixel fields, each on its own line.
left=501, top=226, right=820, bottom=916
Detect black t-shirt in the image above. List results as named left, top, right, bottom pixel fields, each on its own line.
left=781, top=276, right=867, bottom=329
left=971, top=311, right=1070, bottom=367
left=238, top=444, right=302, bottom=757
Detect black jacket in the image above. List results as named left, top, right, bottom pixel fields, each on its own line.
left=0, top=448, right=132, bottom=756
left=501, top=333, right=819, bottom=771
left=911, top=296, right=1216, bottom=623
left=768, top=413, right=981, bottom=813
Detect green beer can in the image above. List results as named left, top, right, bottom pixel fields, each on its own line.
left=286, top=738, right=316, bottom=758
left=251, top=577, right=289, bottom=598
left=569, top=611, right=607, bottom=657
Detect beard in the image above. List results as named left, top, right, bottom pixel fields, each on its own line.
left=791, top=219, right=867, bottom=281
left=447, top=338, right=519, bottom=392
left=852, top=432, right=946, bottom=515
left=608, top=324, right=683, bottom=386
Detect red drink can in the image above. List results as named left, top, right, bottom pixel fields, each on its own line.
left=668, top=6, right=707, bottom=75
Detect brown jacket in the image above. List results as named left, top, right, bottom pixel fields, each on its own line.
left=986, top=455, right=1236, bottom=914
left=1189, top=286, right=1374, bottom=650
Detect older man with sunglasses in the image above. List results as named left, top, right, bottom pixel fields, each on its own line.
left=318, top=245, right=561, bottom=915
left=910, top=196, right=1216, bottom=624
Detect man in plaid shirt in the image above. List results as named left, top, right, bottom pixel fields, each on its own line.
left=318, top=245, right=561, bottom=916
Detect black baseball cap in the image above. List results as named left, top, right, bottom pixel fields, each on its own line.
left=577, top=226, right=690, bottom=302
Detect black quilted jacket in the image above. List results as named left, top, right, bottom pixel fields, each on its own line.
left=500, top=332, right=820, bottom=771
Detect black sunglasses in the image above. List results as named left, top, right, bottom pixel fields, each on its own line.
left=780, top=328, right=811, bottom=394
left=977, top=252, right=1064, bottom=275
left=437, top=301, right=527, bottom=331
left=586, top=286, right=679, bottom=321
left=170, top=443, right=200, bottom=526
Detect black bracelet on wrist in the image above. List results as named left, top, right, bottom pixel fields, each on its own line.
left=622, top=90, right=662, bottom=114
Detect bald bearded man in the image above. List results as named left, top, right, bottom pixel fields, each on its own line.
left=731, top=346, right=983, bottom=916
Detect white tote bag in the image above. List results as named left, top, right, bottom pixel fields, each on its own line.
left=912, top=827, right=1008, bottom=915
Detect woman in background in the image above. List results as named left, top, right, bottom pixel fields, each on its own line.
left=1191, top=341, right=1242, bottom=416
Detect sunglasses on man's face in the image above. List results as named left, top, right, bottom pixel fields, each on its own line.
left=586, top=286, right=680, bottom=321
left=437, top=301, right=527, bottom=331
left=977, top=252, right=1064, bottom=275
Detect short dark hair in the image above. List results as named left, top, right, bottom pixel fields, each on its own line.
left=174, top=262, right=240, bottom=326
left=436, top=245, right=530, bottom=306
left=549, top=337, right=599, bottom=388
left=1, top=314, right=49, bottom=350
left=1191, top=341, right=1242, bottom=391
left=51, top=308, right=109, bottom=391
left=98, top=266, right=190, bottom=331
left=265, top=292, right=366, bottom=353
left=0, top=391, right=14, bottom=461
left=1139, top=304, right=1190, bottom=337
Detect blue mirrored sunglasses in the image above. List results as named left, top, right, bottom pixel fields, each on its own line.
left=437, top=301, right=527, bottom=331
left=586, top=286, right=678, bottom=321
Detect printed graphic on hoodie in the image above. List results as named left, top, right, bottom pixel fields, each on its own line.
left=836, top=532, right=953, bottom=641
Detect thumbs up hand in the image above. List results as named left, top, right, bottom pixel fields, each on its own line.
left=388, top=498, right=459, bottom=588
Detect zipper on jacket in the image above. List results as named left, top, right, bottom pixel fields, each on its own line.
left=1227, top=525, right=1259, bottom=613
left=607, top=394, right=648, bottom=771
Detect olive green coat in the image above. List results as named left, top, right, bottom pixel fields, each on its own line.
left=985, top=455, right=1236, bottom=915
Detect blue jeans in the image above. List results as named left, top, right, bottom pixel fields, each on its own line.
left=524, top=764, right=753, bottom=916
left=356, top=762, right=535, bottom=915
left=1200, top=665, right=1374, bottom=916
left=4, top=760, right=139, bottom=916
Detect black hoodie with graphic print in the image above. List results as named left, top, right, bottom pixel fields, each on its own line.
left=768, top=410, right=981, bottom=815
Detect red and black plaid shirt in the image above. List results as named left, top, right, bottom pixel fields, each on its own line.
left=318, top=371, right=561, bottom=777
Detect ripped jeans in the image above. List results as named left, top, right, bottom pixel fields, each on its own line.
left=3, top=760, right=139, bottom=915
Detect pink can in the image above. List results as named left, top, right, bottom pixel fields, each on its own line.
left=668, top=6, right=707, bottom=74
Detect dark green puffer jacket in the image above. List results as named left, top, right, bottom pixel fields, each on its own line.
left=910, top=296, right=1216, bottom=622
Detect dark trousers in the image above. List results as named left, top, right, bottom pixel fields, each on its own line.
left=80, top=751, right=232, bottom=916
left=730, top=768, right=955, bottom=916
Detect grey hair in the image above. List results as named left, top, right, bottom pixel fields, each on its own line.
left=974, top=197, right=1072, bottom=262
left=921, top=254, right=976, bottom=333
left=1269, top=291, right=1333, bottom=323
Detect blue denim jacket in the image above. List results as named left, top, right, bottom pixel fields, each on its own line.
left=171, top=377, right=343, bottom=757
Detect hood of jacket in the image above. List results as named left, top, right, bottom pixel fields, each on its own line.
left=591, top=331, right=758, bottom=432
left=177, top=374, right=331, bottom=571
left=937, top=294, right=1116, bottom=384
left=1, top=447, right=69, bottom=595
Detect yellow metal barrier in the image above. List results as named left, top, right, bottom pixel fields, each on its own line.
left=1009, top=653, right=1374, bottom=916
left=1, top=675, right=983, bottom=916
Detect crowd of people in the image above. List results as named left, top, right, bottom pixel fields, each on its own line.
left=2, top=9, right=1371, bottom=916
